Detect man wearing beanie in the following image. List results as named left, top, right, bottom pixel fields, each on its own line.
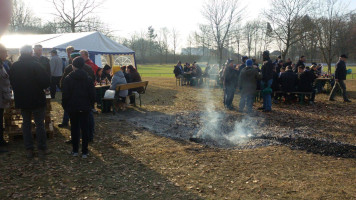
left=260, top=51, right=274, bottom=112
left=238, top=59, right=261, bottom=113
left=62, top=57, right=95, bottom=158
left=59, top=51, right=96, bottom=144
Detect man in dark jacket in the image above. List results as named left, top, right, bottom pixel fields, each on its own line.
left=297, top=66, right=317, bottom=103
left=260, top=51, right=274, bottom=112
left=10, top=45, right=51, bottom=158
left=62, top=57, right=95, bottom=158
left=280, top=66, right=298, bottom=102
left=223, top=59, right=238, bottom=110
left=294, top=56, right=306, bottom=73
left=173, top=61, right=184, bottom=78
left=284, top=58, right=292, bottom=68
left=329, top=55, right=351, bottom=102
left=34, top=44, right=51, bottom=76
left=58, top=52, right=95, bottom=129
left=238, top=59, right=261, bottom=113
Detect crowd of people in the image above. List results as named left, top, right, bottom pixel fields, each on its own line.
left=174, top=61, right=219, bottom=86
left=0, top=43, right=142, bottom=158
left=221, top=51, right=351, bottom=112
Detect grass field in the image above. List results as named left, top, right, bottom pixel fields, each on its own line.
left=137, top=64, right=356, bottom=79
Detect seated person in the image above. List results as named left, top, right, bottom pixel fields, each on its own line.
left=120, top=65, right=130, bottom=82
left=191, top=64, right=203, bottom=85
left=126, top=65, right=143, bottom=104
left=173, top=61, right=184, bottom=78
left=110, top=66, right=128, bottom=109
left=297, top=66, right=316, bottom=103
left=279, top=66, right=298, bottom=101
left=183, top=63, right=190, bottom=72
left=102, top=64, right=112, bottom=81
left=95, top=67, right=103, bottom=84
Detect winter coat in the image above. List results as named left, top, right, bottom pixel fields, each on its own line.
left=223, top=66, right=239, bottom=88
left=238, top=66, right=261, bottom=96
left=335, top=60, right=347, bottom=80
left=128, top=71, right=144, bottom=93
left=295, top=60, right=305, bottom=73
left=271, top=71, right=280, bottom=91
left=62, top=69, right=95, bottom=113
left=298, top=70, right=316, bottom=92
left=60, top=64, right=95, bottom=88
left=50, top=55, right=63, bottom=77
left=85, top=59, right=99, bottom=75
left=34, top=56, right=51, bottom=76
left=0, top=62, right=11, bottom=109
left=279, top=69, right=298, bottom=92
left=261, top=59, right=274, bottom=82
left=173, top=65, right=184, bottom=77
left=110, top=71, right=128, bottom=97
left=10, top=55, right=50, bottom=109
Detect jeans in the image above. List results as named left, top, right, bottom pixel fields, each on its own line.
left=224, top=85, right=236, bottom=108
left=21, top=107, right=47, bottom=150
left=0, top=108, right=4, bottom=142
left=329, top=80, right=349, bottom=101
left=261, top=79, right=273, bottom=111
left=239, top=94, right=254, bottom=112
left=62, top=110, right=70, bottom=125
left=69, top=111, right=89, bottom=154
left=50, top=76, right=62, bottom=99
left=89, top=111, right=94, bottom=141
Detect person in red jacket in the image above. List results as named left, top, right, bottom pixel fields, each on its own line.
left=80, top=49, right=99, bottom=75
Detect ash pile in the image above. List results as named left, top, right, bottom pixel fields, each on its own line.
left=122, top=111, right=356, bottom=158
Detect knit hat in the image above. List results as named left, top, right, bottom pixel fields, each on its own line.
left=72, top=57, right=85, bottom=69
left=70, top=51, right=80, bottom=59
left=112, top=66, right=121, bottom=74
left=246, top=59, right=253, bottom=66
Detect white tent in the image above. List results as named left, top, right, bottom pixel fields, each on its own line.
left=0, top=31, right=136, bottom=67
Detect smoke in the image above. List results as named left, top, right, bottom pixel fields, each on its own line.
left=194, top=83, right=253, bottom=146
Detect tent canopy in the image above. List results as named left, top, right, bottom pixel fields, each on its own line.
left=0, top=31, right=136, bottom=67
left=0, top=31, right=134, bottom=55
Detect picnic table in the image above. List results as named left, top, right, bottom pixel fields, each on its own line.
left=4, top=95, right=54, bottom=140
left=315, top=77, right=333, bottom=92
left=95, top=84, right=110, bottom=109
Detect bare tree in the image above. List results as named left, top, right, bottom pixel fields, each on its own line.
left=171, top=28, right=179, bottom=63
left=202, top=0, right=243, bottom=66
left=313, top=0, right=352, bottom=74
left=243, top=21, right=259, bottom=58
left=9, top=0, right=41, bottom=32
left=263, top=0, right=311, bottom=60
left=51, top=0, right=101, bottom=32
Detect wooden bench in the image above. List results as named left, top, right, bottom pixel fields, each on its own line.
left=102, top=81, right=149, bottom=114
left=273, top=91, right=313, bottom=104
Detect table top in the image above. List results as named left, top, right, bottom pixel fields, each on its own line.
left=95, top=84, right=111, bottom=88
left=316, top=78, right=332, bottom=81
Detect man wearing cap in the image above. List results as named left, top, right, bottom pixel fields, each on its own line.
left=49, top=49, right=63, bottom=99
left=238, top=59, right=261, bottom=113
left=223, top=59, right=238, bottom=110
left=329, top=55, right=351, bottom=102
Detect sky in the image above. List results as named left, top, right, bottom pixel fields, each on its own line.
left=27, top=0, right=356, bottom=50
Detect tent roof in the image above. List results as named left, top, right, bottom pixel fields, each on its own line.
left=0, top=31, right=134, bottom=55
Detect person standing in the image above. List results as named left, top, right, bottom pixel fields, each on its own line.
left=62, top=57, right=95, bottom=158
left=223, top=59, right=238, bottom=110
left=238, top=59, right=261, bottom=113
left=33, top=44, right=51, bottom=76
left=294, top=56, right=306, bottom=73
left=174, top=61, right=184, bottom=78
left=329, top=55, right=351, bottom=102
left=80, top=49, right=99, bottom=75
left=0, top=44, right=11, bottom=149
left=260, top=51, right=274, bottom=112
left=49, top=50, right=63, bottom=99
left=10, top=45, right=51, bottom=158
